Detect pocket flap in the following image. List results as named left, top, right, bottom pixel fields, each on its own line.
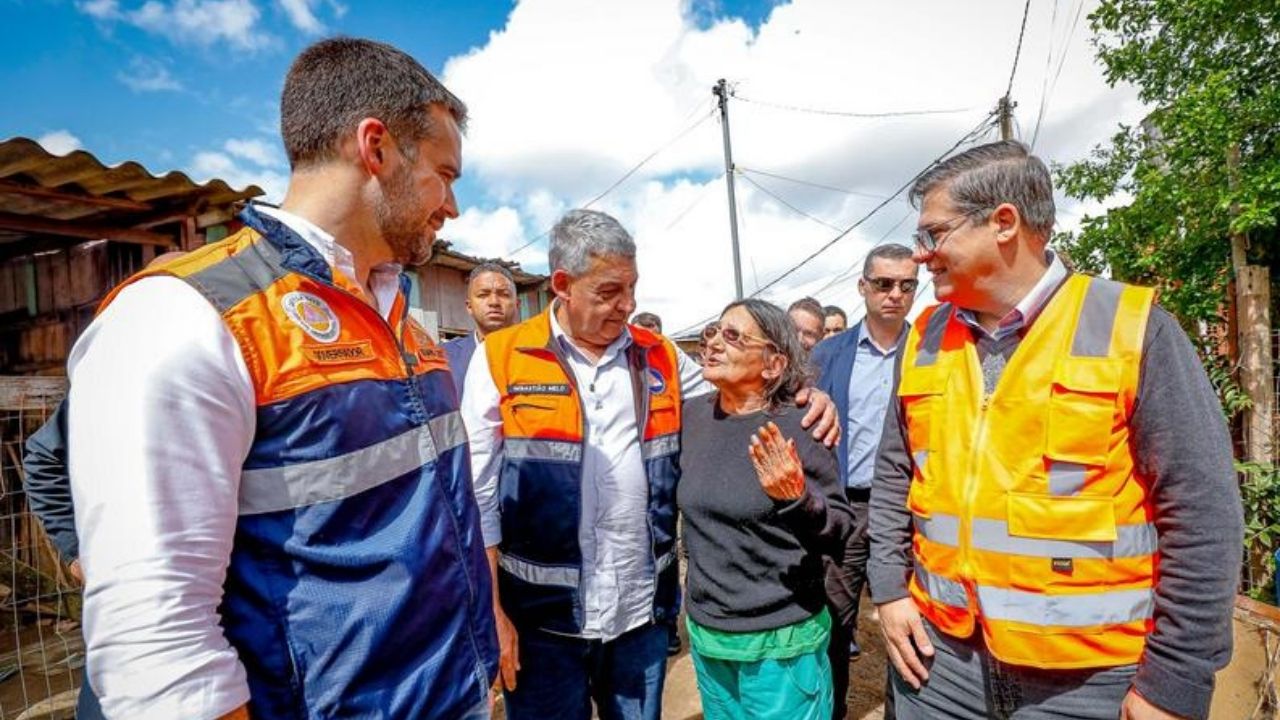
left=1007, top=492, right=1117, bottom=543
left=1053, top=358, right=1122, bottom=394
left=897, top=365, right=949, bottom=397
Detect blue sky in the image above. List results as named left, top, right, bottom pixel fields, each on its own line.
left=0, top=0, right=1140, bottom=331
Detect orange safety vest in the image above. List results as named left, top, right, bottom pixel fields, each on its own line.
left=899, top=273, right=1157, bottom=669
left=483, top=308, right=683, bottom=634
left=97, top=206, right=496, bottom=717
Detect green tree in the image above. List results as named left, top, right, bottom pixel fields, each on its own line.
left=1055, top=0, right=1280, bottom=327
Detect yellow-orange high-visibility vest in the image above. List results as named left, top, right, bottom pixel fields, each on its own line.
left=899, top=273, right=1157, bottom=669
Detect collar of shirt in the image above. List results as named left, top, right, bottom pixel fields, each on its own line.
left=857, top=321, right=908, bottom=356
left=547, top=301, right=633, bottom=368
left=255, top=205, right=403, bottom=320
left=956, top=249, right=1068, bottom=340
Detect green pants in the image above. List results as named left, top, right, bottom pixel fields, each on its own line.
left=690, top=644, right=834, bottom=720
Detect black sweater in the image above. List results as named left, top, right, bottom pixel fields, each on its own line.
left=678, top=395, right=852, bottom=633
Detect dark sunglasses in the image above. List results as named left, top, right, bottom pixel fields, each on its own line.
left=702, top=322, right=776, bottom=350
left=863, top=277, right=919, bottom=293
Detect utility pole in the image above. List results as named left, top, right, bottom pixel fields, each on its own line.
left=713, top=78, right=744, bottom=299
left=1227, top=144, right=1275, bottom=464
left=997, top=96, right=1015, bottom=140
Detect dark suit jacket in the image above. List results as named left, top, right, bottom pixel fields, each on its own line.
left=443, top=333, right=478, bottom=399
left=809, top=322, right=863, bottom=484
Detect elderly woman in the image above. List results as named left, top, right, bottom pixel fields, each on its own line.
left=679, top=298, right=853, bottom=719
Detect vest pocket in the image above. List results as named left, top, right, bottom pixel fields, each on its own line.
left=1046, top=359, right=1122, bottom=466
left=1007, top=492, right=1117, bottom=543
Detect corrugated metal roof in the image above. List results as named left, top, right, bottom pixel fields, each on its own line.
left=0, top=136, right=263, bottom=248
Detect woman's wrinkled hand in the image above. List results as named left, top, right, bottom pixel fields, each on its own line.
left=749, top=422, right=806, bottom=501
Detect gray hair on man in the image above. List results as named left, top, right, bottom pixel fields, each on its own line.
left=548, top=209, right=636, bottom=275
left=908, top=140, right=1056, bottom=240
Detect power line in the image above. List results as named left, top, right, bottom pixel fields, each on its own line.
left=1005, top=0, right=1034, bottom=99
left=670, top=112, right=998, bottom=337
left=807, top=211, right=914, bottom=298
left=746, top=113, right=998, bottom=299
left=737, top=166, right=900, bottom=202
left=662, top=172, right=726, bottom=231
left=1032, top=0, right=1086, bottom=148
left=733, top=94, right=974, bottom=119
left=506, top=102, right=716, bottom=258
left=738, top=172, right=844, bottom=232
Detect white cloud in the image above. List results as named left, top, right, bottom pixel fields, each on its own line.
left=445, top=206, right=527, bottom=260
left=190, top=149, right=288, bottom=202
left=224, top=137, right=284, bottom=167
left=440, top=0, right=1146, bottom=333
left=36, top=130, right=83, bottom=155
left=80, top=0, right=271, bottom=52
left=117, top=56, right=183, bottom=92
left=277, top=0, right=324, bottom=34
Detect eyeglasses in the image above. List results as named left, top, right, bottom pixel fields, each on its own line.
left=702, top=322, right=776, bottom=350
left=863, top=277, right=919, bottom=294
left=911, top=209, right=985, bottom=255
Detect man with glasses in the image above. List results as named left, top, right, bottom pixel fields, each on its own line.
left=810, top=243, right=919, bottom=719
left=870, top=140, right=1241, bottom=720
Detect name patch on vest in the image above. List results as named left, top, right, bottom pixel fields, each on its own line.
left=304, top=341, right=375, bottom=365
left=1051, top=557, right=1074, bottom=574
left=282, top=291, right=340, bottom=343
left=509, top=383, right=572, bottom=396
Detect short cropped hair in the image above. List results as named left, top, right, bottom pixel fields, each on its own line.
left=862, top=243, right=915, bottom=276
left=788, top=297, right=824, bottom=322
left=281, top=37, right=468, bottom=170
left=632, top=312, right=662, bottom=333
left=467, top=262, right=516, bottom=291
left=823, top=305, right=847, bottom=324
left=908, top=140, right=1055, bottom=240
left=548, top=210, right=636, bottom=275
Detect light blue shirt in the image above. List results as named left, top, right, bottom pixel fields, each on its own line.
left=844, top=325, right=905, bottom=489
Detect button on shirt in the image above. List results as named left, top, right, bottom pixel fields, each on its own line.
left=844, top=325, right=906, bottom=490
left=463, top=308, right=710, bottom=641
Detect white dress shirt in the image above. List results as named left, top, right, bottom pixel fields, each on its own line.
left=461, top=308, right=709, bottom=641
left=68, top=206, right=401, bottom=719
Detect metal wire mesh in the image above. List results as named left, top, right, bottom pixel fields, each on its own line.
left=0, top=384, right=80, bottom=720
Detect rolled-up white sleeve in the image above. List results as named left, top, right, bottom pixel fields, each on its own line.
left=460, top=346, right=504, bottom=548
left=68, top=276, right=255, bottom=720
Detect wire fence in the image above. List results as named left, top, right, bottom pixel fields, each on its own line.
left=0, top=380, right=80, bottom=720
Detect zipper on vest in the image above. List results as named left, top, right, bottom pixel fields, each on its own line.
left=962, top=392, right=992, bottom=589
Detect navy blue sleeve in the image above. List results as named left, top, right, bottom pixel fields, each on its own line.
left=22, top=399, right=77, bottom=562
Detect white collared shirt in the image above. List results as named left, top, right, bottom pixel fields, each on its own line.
left=68, top=208, right=400, bottom=719
left=462, top=307, right=709, bottom=640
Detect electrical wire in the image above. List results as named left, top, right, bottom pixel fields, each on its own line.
left=738, top=172, right=844, bottom=232
left=506, top=102, right=716, bottom=258
left=1031, top=0, right=1086, bottom=148
left=746, top=113, right=997, bottom=299
left=670, top=112, right=997, bottom=337
left=1005, top=0, right=1035, bottom=100
left=662, top=172, right=726, bottom=232
left=736, top=166, right=900, bottom=202
left=733, top=94, right=973, bottom=119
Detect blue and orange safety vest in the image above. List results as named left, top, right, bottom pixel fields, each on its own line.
left=102, top=206, right=498, bottom=718
left=482, top=310, right=683, bottom=634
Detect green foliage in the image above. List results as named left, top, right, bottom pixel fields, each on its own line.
left=1239, top=460, right=1280, bottom=601
left=1055, top=0, right=1280, bottom=327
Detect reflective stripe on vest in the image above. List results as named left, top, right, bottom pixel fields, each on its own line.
left=901, top=275, right=1157, bottom=669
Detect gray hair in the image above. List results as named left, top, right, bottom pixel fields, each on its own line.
left=862, top=243, right=915, bottom=276
left=282, top=37, right=468, bottom=170
left=548, top=209, right=636, bottom=275
left=467, top=261, right=516, bottom=290
left=908, top=140, right=1055, bottom=240
left=722, top=298, right=812, bottom=409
